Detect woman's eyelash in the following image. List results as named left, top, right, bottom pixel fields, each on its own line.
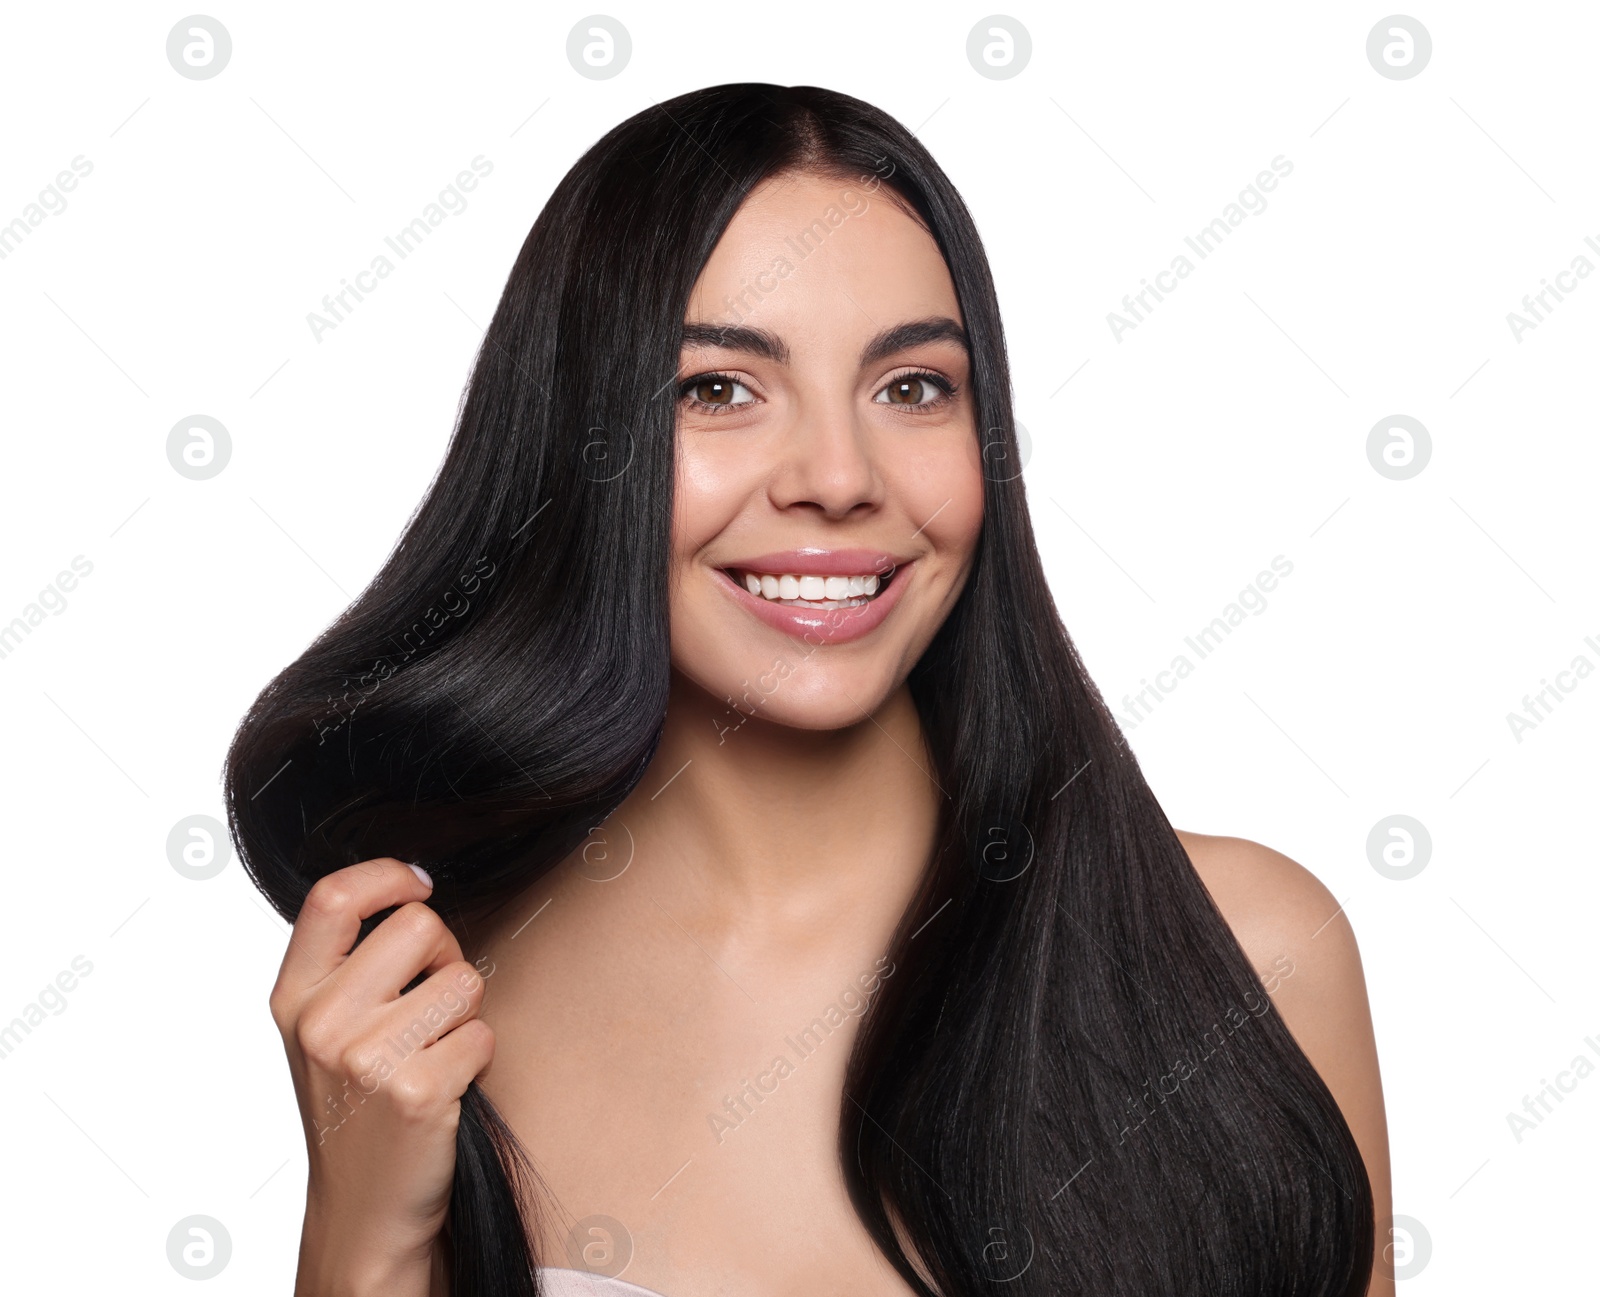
left=880, top=371, right=960, bottom=409
left=677, top=372, right=747, bottom=414
left=676, top=370, right=960, bottom=415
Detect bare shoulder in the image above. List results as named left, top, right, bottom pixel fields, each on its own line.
left=1174, top=830, right=1348, bottom=974
left=1174, top=828, right=1369, bottom=1057
left=1174, top=829, right=1395, bottom=1294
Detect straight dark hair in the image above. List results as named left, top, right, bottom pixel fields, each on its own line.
left=225, top=83, right=1373, bottom=1295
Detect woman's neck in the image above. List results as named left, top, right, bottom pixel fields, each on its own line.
left=602, top=668, right=943, bottom=943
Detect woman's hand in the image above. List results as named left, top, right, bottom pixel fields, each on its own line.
left=268, top=857, right=494, bottom=1297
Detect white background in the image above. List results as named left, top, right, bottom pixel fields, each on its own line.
left=1, top=1, right=1594, bottom=1291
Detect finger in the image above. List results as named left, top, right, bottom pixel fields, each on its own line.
left=333, top=901, right=465, bottom=1005
left=371, top=960, right=488, bottom=1058
left=347, top=1017, right=495, bottom=1125
left=405, top=1016, right=498, bottom=1103
left=275, top=857, right=433, bottom=1005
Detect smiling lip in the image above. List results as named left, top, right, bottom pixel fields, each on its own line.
left=713, top=549, right=915, bottom=645
left=724, top=548, right=910, bottom=577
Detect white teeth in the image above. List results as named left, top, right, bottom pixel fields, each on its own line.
left=731, top=568, right=891, bottom=607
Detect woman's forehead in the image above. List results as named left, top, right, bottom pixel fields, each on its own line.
left=686, top=175, right=960, bottom=340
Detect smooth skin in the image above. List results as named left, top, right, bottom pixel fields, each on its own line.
left=274, top=171, right=1392, bottom=1296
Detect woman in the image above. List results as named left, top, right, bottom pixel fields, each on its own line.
left=227, top=83, right=1391, bottom=1296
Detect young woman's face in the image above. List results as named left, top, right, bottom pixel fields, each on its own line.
left=668, top=170, right=985, bottom=731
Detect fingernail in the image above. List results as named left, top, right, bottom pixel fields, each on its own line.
left=407, top=862, right=433, bottom=888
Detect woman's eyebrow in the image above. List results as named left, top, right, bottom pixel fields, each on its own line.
left=680, top=321, right=789, bottom=363
left=678, top=316, right=969, bottom=368
left=859, top=317, right=969, bottom=367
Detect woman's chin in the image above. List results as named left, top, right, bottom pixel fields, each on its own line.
left=676, top=658, right=905, bottom=735
left=751, top=692, right=897, bottom=733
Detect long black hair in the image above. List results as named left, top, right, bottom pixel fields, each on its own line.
left=225, top=83, right=1372, bottom=1295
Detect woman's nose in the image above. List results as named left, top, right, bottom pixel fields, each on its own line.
left=766, top=404, right=885, bottom=518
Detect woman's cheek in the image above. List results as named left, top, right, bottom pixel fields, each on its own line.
left=674, top=442, right=760, bottom=541
left=902, top=440, right=984, bottom=554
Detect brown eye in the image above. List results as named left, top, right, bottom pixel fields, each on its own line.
left=692, top=377, right=735, bottom=405
left=680, top=374, right=754, bottom=412
left=876, top=373, right=953, bottom=408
